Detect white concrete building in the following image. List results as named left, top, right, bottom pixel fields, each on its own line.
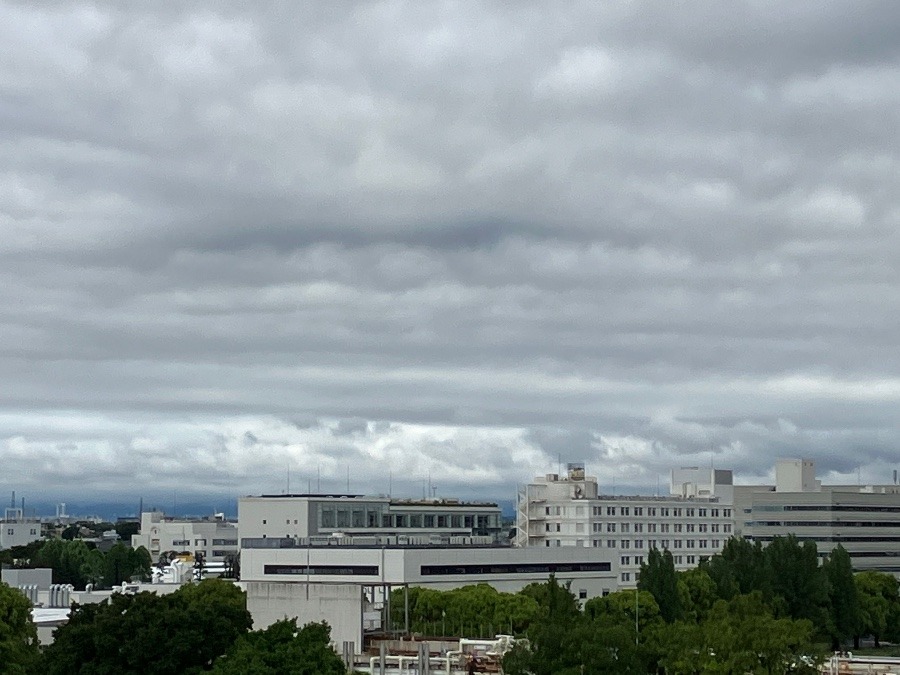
left=516, top=464, right=734, bottom=585
left=238, top=493, right=503, bottom=543
left=0, top=508, right=42, bottom=550
left=131, top=511, right=239, bottom=563
left=735, top=459, right=900, bottom=574
left=240, top=539, right=617, bottom=649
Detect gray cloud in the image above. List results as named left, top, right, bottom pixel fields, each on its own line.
left=2, top=1, right=900, bottom=506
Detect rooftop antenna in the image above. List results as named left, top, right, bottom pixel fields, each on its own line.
left=317, top=465, right=321, bottom=492
left=389, top=470, right=393, bottom=498
left=11, top=491, right=14, bottom=510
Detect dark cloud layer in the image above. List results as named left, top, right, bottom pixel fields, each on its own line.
left=2, top=1, right=900, bottom=503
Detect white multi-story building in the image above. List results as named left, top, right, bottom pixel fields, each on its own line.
left=516, top=464, right=734, bottom=585
left=131, top=511, right=239, bottom=563
left=735, top=459, right=900, bottom=575
left=238, top=493, right=503, bottom=543
left=0, top=508, right=42, bottom=550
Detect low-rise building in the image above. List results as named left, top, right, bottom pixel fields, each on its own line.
left=0, top=508, right=42, bottom=550
left=131, top=511, right=239, bottom=563
left=240, top=536, right=617, bottom=649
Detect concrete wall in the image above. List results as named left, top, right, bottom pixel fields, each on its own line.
left=245, top=581, right=364, bottom=649
left=2, top=567, right=52, bottom=589
left=0, top=521, right=42, bottom=549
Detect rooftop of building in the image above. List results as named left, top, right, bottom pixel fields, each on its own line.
left=246, top=493, right=498, bottom=507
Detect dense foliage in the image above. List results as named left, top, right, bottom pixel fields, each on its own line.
left=1, top=538, right=152, bottom=590
left=0, top=581, right=41, bottom=675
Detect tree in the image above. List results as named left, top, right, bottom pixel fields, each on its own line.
left=824, top=545, right=861, bottom=649
left=584, top=589, right=662, bottom=638
left=677, top=567, right=718, bottom=623
left=43, top=579, right=252, bottom=674
left=212, top=619, right=348, bottom=674
left=765, top=535, right=829, bottom=626
left=856, top=570, right=900, bottom=647
left=0, top=581, right=41, bottom=675
left=653, top=592, right=816, bottom=675
left=638, top=548, right=681, bottom=622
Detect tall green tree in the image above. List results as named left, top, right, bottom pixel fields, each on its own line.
left=855, top=570, right=900, bottom=647
left=638, top=548, right=681, bottom=622
left=765, top=535, right=830, bottom=626
left=212, top=619, right=347, bottom=675
left=824, top=545, right=861, bottom=649
left=0, top=581, right=41, bottom=675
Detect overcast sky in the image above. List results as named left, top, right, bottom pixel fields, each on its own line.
left=3, top=1, right=900, bottom=506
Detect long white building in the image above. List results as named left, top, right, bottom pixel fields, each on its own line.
left=735, top=459, right=900, bottom=574
left=516, top=464, right=734, bottom=585
left=240, top=537, right=617, bottom=650
left=238, top=493, right=503, bottom=543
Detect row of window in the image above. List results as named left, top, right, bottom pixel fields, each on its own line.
left=584, top=522, right=730, bottom=534
left=263, top=562, right=613, bottom=577
left=5, top=528, right=38, bottom=536
left=544, top=506, right=732, bottom=518
left=544, top=538, right=723, bottom=549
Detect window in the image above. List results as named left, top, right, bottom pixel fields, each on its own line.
left=711, top=539, right=719, bottom=547
left=661, top=539, right=669, bottom=548
left=724, top=509, right=732, bottom=517
left=648, top=507, right=657, bottom=516
left=686, top=508, right=695, bottom=517
left=674, top=555, right=683, bottom=564
left=607, top=540, right=616, bottom=548
left=545, top=523, right=551, bottom=532
left=634, top=539, right=644, bottom=549
left=607, top=523, right=616, bottom=533
left=648, top=539, right=657, bottom=549
left=579, top=589, right=588, bottom=599
left=687, top=555, right=696, bottom=565
left=673, top=540, right=682, bottom=549
left=621, top=540, right=630, bottom=549
left=634, top=523, right=643, bottom=533
left=686, top=540, right=695, bottom=548
left=621, top=507, right=630, bottom=516
left=699, top=508, right=707, bottom=517
left=545, top=507, right=551, bottom=515
left=711, top=524, right=720, bottom=533
left=621, top=572, right=631, bottom=582
left=634, top=507, right=643, bottom=516
left=647, top=523, right=656, bottom=533
left=661, top=523, right=670, bottom=533
left=686, top=524, right=695, bottom=533
left=711, top=508, right=719, bottom=517
left=724, top=524, right=732, bottom=533
left=698, top=524, right=708, bottom=533
left=621, top=555, right=631, bottom=565
left=674, top=524, right=683, bottom=533
left=555, top=523, right=561, bottom=532
left=172, top=539, right=189, bottom=547
left=699, top=539, right=707, bottom=548
left=6, top=529, right=13, bottom=536
left=635, top=556, right=644, bottom=565
left=262, top=519, right=267, bottom=525
left=661, top=508, right=669, bottom=516
left=672, top=508, right=681, bottom=517
left=607, top=506, right=616, bottom=516
left=621, top=523, right=630, bottom=533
